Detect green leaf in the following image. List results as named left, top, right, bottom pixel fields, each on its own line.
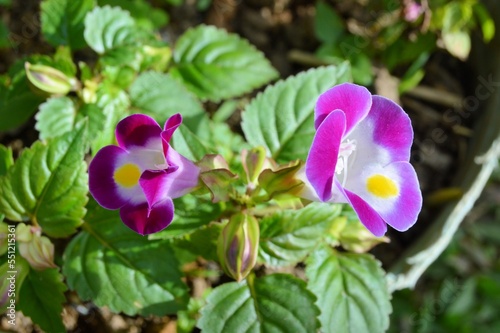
left=98, top=0, right=169, bottom=31
left=0, top=69, right=45, bottom=131
left=0, top=144, right=13, bottom=177
left=90, top=80, right=130, bottom=153
left=41, top=0, right=94, bottom=50
left=314, top=1, right=344, bottom=44
left=18, top=268, right=67, bottom=333
left=173, top=222, right=224, bottom=262
left=259, top=203, right=341, bottom=267
left=198, top=273, right=320, bottom=332
left=171, top=125, right=212, bottom=161
left=171, top=25, right=279, bottom=102
left=473, top=3, right=495, bottom=43
left=84, top=6, right=139, bottom=55
left=35, top=97, right=77, bottom=140
left=149, top=195, right=223, bottom=240
left=63, top=200, right=189, bottom=315
left=306, top=246, right=392, bottom=333
left=0, top=20, right=9, bottom=48
left=241, top=64, right=351, bottom=162
left=0, top=126, right=88, bottom=238
left=129, top=71, right=208, bottom=135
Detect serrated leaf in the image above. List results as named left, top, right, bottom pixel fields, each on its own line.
left=0, top=126, right=88, bottom=238
left=0, top=144, right=13, bottom=176
left=241, top=64, right=351, bottom=162
left=259, top=203, right=341, bottom=267
left=41, top=0, right=94, bottom=50
left=129, top=71, right=208, bottom=135
left=63, top=200, right=189, bottom=315
left=171, top=25, right=279, bottom=102
left=306, top=246, right=392, bottom=333
left=18, top=268, right=67, bottom=333
left=84, top=6, right=138, bottom=55
left=35, top=97, right=76, bottom=140
left=98, top=0, right=169, bottom=31
left=198, top=274, right=320, bottom=332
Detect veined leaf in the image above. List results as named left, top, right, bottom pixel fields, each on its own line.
left=63, top=200, right=189, bottom=315
left=171, top=25, right=279, bottom=102
left=84, top=5, right=136, bottom=54
left=35, top=97, right=77, bottom=140
left=170, top=125, right=212, bottom=162
left=18, top=268, right=67, bottom=333
left=306, top=246, right=392, bottom=333
left=241, top=64, right=351, bottom=162
left=0, top=144, right=14, bottom=176
left=98, top=0, right=169, bottom=31
left=41, top=0, right=94, bottom=50
left=129, top=71, right=208, bottom=136
left=259, top=203, right=342, bottom=267
left=198, top=274, right=320, bottom=332
left=0, top=126, right=88, bottom=238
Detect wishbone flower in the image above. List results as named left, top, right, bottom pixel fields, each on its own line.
left=301, top=83, right=422, bottom=236
left=89, top=114, right=200, bottom=235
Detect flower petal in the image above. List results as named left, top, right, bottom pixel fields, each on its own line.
left=343, top=189, right=388, bottom=237
left=306, top=110, right=346, bottom=201
left=116, top=114, right=162, bottom=150
left=89, top=146, right=135, bottom=209
left=139, top=169, right=177, bottom=209
left=347, top=96, right=413, bottom=168
left=120, top=198, right=175, bottom=235
left=162, top=113, right=182, bottom=142
left=346, top=161, right=422, bottom=232
left=315, top=83, right=372, bottom=135
left=165, top=146, right=200, bottom=198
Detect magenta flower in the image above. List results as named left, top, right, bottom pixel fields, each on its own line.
left=89, top=114, right=200, bottom=235
left=302, top=83, right=422, bottom=236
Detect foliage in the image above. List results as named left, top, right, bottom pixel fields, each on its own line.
left=0, top=0, right=480, bottom=332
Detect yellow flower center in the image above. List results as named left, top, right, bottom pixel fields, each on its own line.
left=114, top=163, right=141, bottom=188
left=366, top=174, right=399, bottom=198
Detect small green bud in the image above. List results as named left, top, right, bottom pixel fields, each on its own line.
left=217, top=213, right=260, bottom=281
left=258, top=160, right=304, bottom=199
left=242, top=147, right=269, bottom=187
left=25, top=62, right=77, bottom=95
left=16, top=224, right=56, bottom=271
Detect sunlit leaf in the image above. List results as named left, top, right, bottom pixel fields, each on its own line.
left=198, top=274, right=320, bottom=332
left=171, top=25, right=279, bottom=101
left=241, top=64, right=351, bottom=162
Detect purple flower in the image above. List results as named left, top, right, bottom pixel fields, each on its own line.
left=301, top=83, right=422, bottom=237
left=89, top=114, right=200, bottom=235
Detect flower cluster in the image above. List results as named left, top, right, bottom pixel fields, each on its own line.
left=89, top=114, right=199, bottom=235
left=300, top=83, right=422, bottom=236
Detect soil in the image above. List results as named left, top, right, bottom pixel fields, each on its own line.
left=0, top=0, right=478, bottom=332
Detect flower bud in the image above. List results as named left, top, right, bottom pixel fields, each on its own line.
left=241, top=147, right=270, bottom=188
left=198, top=154, right=238, bottom=203
left=258, top=160, right=304, bottom=199
left=25, top=62, right=77, bottom=95
left=16, top=224, right=56, bottom=271
left=217, top=213, right=260, bottom=281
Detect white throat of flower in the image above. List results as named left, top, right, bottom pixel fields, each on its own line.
left=335, top=139, right=357, bottom=186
